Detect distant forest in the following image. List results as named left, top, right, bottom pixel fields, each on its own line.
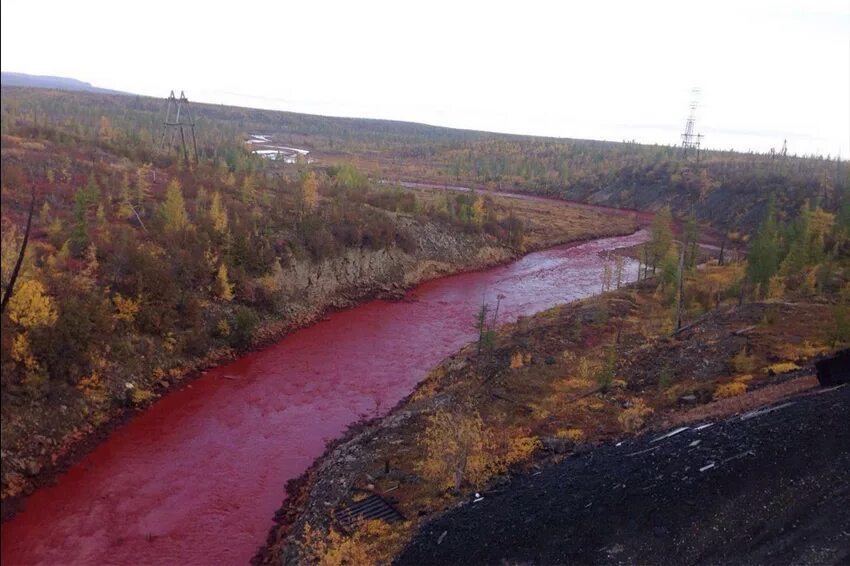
left=2, top=85, right=845, bottom=236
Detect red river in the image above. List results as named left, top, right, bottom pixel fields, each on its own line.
left=2, top=229, right=648, bottom=565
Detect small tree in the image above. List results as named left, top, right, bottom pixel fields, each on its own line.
left=614, top=254, right=625, bottom=289
left=135, top=163, right=153, bottom=207
left=117, top=172, right=134, bottom=220
left=419, top=409, right=499, bottom=490
left=209, top=191, right=229, bottom=234
left=684, top=213, right=699, bottom=270
left=160, top=179, right=190, bottom=234
left=299, top=171, right=319, bottom=216
left=474, top=301, right=496, bottom=357
left=746, top=198, right=780, bottom=297
left=601, top=256, right=613, bottom=292
left=648, top=206, right=674, bottom=274
left=240, top=174, right=256, bottom=204
left=214, top=263, right=234, bottom=301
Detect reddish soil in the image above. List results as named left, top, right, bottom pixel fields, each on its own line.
left=1, top=231, right=648, bottom=565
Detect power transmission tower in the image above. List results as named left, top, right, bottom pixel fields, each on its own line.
left=161, top=90, right=198, bottom=164
left=680, top=87, right=703, bottom=159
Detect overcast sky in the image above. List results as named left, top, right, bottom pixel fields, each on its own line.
left=2, top=0, right=848, bottom=155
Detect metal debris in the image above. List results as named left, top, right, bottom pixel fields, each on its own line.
left=740, top=402, right=795, bottom=421
left=335, top=494, right=404, bottom=533
left=651, top=427, right=690, bottom=443
left=626, top=445, right=661, bottom=458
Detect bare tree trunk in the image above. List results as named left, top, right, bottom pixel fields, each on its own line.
left=1, top=189, right=36, bottom=313
left=674, top=246, right=686, bottom=332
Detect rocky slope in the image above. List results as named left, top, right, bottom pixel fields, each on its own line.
left=399, top=384, right=850, bottom=565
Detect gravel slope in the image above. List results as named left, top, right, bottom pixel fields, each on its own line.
left=399, top=385, right=850, bottom=565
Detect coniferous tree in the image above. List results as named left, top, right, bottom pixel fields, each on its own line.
left=746, top=198, right=780, bottom=296
left=299, top=171, right=319, bottom=216
left=160, top=179, right=190, bottom=234
left=648, top=206, right=673, bottom=273
left=209, top=191, right=229, bottom=234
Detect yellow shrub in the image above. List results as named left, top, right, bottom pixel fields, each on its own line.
left=11, top=332, right=38, bottom=371
left=300, top=520, right=404, bottom=566
left=555, top=428, right=586, bottom=443
left=730, top=350, right=758, bottom=373
left=77, top=372, right=106, bottom=403
left=8, top=279, right=58, bottom=329
left=217, top=318, right=231, bottom=337
left=113, top=293, right=140, bottom=323
left=576, top=357, right=599, bottom=380
left=504, top=436, right=541, bottom=466
left=775, top=340, right=828, bottom=360
left=766, top=362, right=800, bottom=374
left=618, top=399, right=654, bottom=432
left=510, top=352, right=524, bottom=369
left=163, top=332, right=178, bottom=353
left=767, top=275, right=785, bottom=300
left=714, top=381, right=747, bottom=399
left=131, top=388, right=155, bottom=405
left=418, top=409, right=500, bottom=490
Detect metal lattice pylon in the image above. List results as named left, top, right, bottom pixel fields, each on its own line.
left=680, top=87, right=703, bottom=157
left=161, top=90, right=198, bottom=163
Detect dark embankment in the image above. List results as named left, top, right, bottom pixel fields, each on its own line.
left=399, top=385, right=850, bottom=565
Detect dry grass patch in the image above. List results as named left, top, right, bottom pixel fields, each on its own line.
left=658, top=375, right=819, bottom=429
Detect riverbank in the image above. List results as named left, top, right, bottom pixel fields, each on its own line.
left=257, top=260, right=845, bottom=564
left=1, top=200, right=641, bottom=565
left=2, top=201, right=634, bottom=519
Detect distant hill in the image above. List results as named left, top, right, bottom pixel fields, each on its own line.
left=0, top=72, right=127, bottom=95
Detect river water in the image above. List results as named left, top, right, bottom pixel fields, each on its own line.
left=2, top=229, right=648, bottom=565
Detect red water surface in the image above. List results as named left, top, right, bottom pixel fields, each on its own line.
left=2, top=230, right=648, bottom=566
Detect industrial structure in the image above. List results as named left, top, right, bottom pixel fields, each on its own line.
left=161, top=90, right=198, bottom=163
left=680, top=87, right=703, bottom=158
